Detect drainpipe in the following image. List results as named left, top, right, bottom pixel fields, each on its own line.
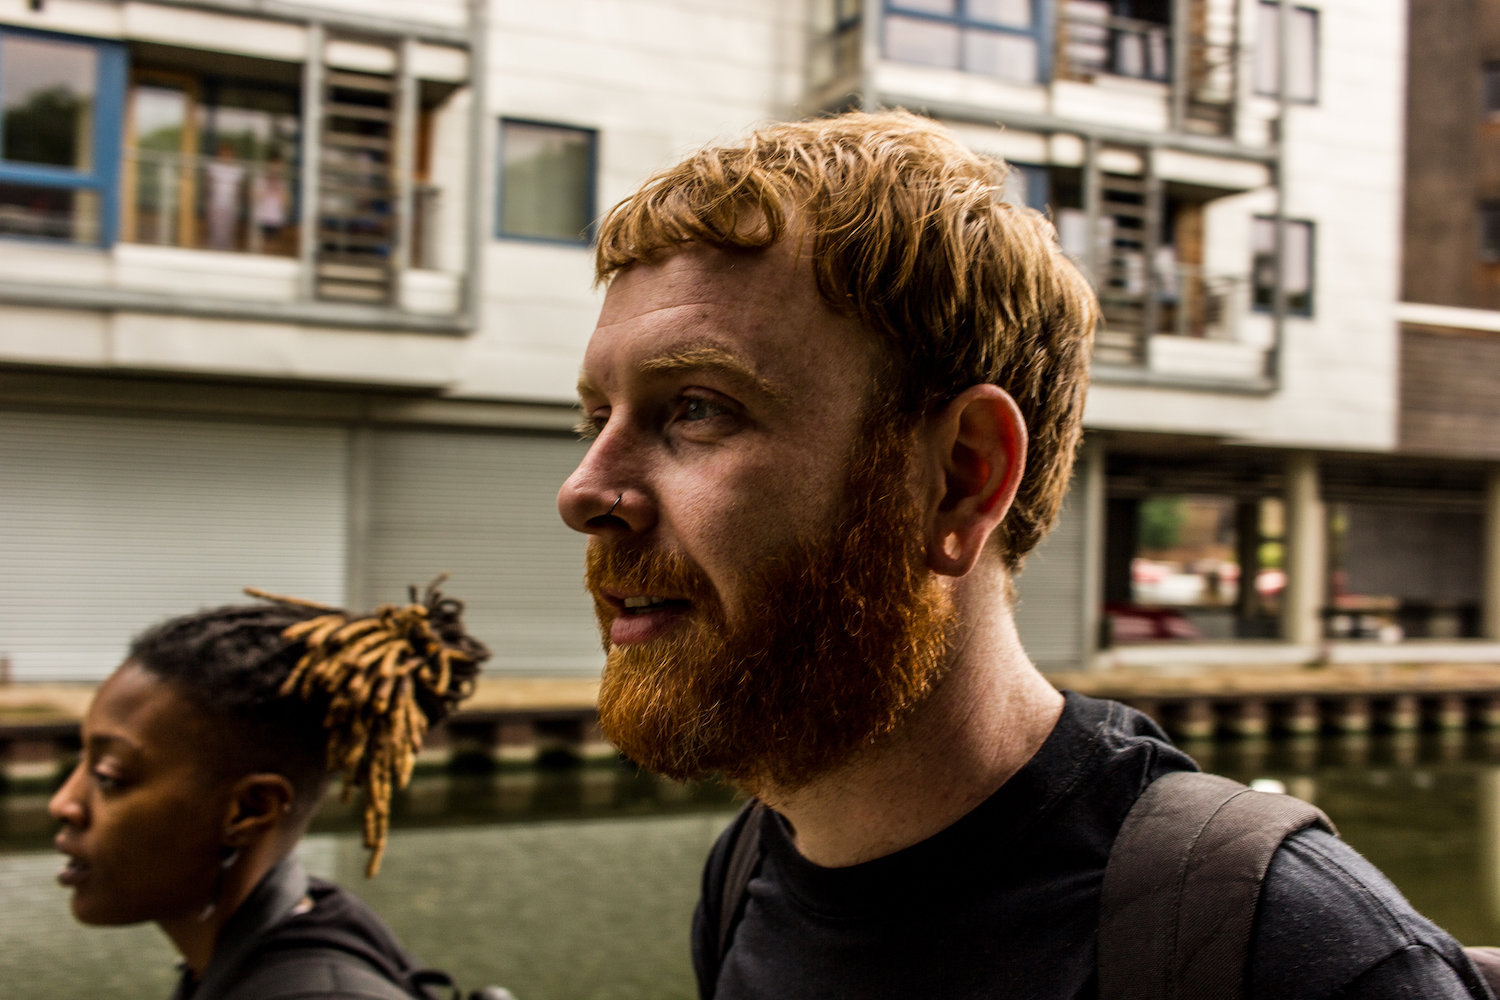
left=463, top=0, right=489, bottom=330
left=298, top=22, right=325, bottom=302
left=1265, top=0, right=1291, bottom=386
left=1170, top=0, right=1189, bottom=133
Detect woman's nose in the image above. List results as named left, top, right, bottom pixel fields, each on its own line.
left=48, top=762, right=88, bottom=828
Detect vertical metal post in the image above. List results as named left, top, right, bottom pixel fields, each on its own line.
left=298, top=23, right=325, bottom=302
left=1078, top=435, right=1107, bottom=669
left=1083, top=135, right=1102, bottom=286
left=1170, top=0, right=1189, bottom=132
left=1266, top=0, right=1291, bottom=383
left=393, top=36, right=419, bottom=297
left=464, top=0, right=488, bottom=327
left=1483, top=467, right=1500, bottom=640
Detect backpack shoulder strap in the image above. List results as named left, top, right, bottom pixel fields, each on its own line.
left=716, top=801, right=769, bottom=967
left=1098, top=770, right=1336, bottom=1000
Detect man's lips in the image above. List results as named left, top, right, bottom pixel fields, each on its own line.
left=597, top=589, right=693, bottom=645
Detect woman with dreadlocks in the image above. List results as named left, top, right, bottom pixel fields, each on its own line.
left=48, top=581, right=495, bottom=1000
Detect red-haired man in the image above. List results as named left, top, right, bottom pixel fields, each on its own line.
left=558, top=111, right=1486, bottom=1000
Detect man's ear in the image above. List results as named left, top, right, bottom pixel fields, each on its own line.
left=920, top=384, right=1027, bottom=578
left=221, top=773, right=297, bottom=849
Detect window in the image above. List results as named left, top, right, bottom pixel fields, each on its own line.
left=810, top=0, right=863, bottom=89
left=1001, top=163, right=1050, bottom=213
left=1253, top=2, right=1318, bottom=102
left=497, top=120, right=596, bottom=244
left=0, top=29, right=124, bottom=245
left=883, top=0, right=1047, bottom=85
left=1251, top=216, right=1313, bottom=315
left=1480, top=203, right=1500, bottom=263
left=124, top=67, right=301, bottom=256
left=1484, top=63, right=1500, bottom=123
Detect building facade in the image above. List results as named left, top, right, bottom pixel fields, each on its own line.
left=0, top=0, right=1493, bottom=681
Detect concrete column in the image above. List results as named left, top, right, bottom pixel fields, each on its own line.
left=1281, top=451, right=1326, bottom=645
left=1484, top=466, right=1500, bottom=640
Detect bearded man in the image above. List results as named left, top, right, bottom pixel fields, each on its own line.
left=557, top=112, right=1487, bottom=1000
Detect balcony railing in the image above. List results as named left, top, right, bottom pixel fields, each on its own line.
left=1056, top=0, right=1238, bottom=137
left=1095, top=261, right=1253, bottom=369
left=123, top=149, right=299, bottom=256
left=1059, top=1, right=1171, bottom=83
left=1161, top=265, right=1248, bottom=340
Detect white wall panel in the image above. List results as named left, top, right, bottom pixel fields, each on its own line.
left=0, top=412, right=346, bottom=681
left=1012, top=478, right=1085, bottom=672
left=366, top=430, right=600, bottom=675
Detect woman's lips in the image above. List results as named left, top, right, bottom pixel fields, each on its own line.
left=56, top=854, right=89, bottom=888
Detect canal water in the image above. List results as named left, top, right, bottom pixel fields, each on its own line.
left=6, top=732, right=1500, bottom=999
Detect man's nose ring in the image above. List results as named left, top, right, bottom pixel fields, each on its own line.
left=607, top=494, right=623, bottom=517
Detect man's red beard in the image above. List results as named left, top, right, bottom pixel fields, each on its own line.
left=587, top=426, right=957, bottom=793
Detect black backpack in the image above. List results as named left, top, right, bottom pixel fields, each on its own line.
left=708, top=771, right=1500, bottom=1000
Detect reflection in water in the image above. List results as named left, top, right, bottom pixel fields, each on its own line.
left=8, top=740, right=1500, bottom=998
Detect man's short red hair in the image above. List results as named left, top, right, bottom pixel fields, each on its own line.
left=594, top=110, right=1098, bottom=570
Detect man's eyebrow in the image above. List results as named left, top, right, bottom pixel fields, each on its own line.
left=636, top=347, right=788, bottom=401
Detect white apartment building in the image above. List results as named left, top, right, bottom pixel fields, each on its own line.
left=0, top=0, right=1493, bottom=682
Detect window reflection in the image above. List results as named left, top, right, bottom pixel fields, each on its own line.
left=499, top=120, right=595, bottom=244
left=0, top=35, right=97, bottom=170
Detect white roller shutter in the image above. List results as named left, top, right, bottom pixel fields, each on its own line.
left=1013, top=479, right=1086, bottom=672
left=365, top=429, right=600, bottom=676
left=0, top=412, right=347, bottom=681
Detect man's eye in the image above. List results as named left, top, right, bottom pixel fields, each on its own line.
left=681, top=397, right=724, bottom=422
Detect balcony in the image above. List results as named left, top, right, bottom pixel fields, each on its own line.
left=0, top=27, right=471, bottom=336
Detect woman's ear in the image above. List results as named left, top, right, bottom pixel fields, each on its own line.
left=920, top=384, right=1027, bottom=578
left=222, top=773, right=297, bottom=848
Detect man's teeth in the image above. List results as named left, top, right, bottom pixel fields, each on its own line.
left=623, top=595, right=669, bottom=610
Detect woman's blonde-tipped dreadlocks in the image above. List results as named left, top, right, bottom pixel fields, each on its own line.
left=244, top=578, right=486, bottom=877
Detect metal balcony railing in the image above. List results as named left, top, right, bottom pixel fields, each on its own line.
left=1059, top=1, right=1171, bottom=83
left=123, top=149, right=299, bottom=256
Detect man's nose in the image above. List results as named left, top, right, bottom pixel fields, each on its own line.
left=48, top=762, right=88, bottom=828
left=558, top=431, right=656, bottom=537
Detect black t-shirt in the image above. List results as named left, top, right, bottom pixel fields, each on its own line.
left=691, top=692, right=1489, bottom=1000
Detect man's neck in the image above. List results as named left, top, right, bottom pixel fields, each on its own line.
left=755, top=567, right=1065, bottom=868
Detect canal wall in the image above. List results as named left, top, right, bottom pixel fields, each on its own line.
left=7, top=664, right=1500, bottom=783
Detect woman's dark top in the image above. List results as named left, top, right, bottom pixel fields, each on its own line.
left=170, top=856, right=442, bottom=1000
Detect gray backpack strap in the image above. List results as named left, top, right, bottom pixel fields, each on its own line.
left=716, top=801, right=769, bottom=967
left=1098, top=771, right=1336, bottom=1000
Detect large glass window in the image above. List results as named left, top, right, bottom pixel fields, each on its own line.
left=883, top=0, right=1045, bottom=85
left=0, top=30, right=124, bottom=245
left=123, top=65, right=300, bottom=256
left=1060, top=0, right=1171, bottom=83
left=1253, top=2, right=1318, bottom=103
left=1251, top=216, right=1314, bottom=316
left=497, top=119, right=596, bottom=244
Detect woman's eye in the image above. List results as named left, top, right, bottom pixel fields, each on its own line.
left=91, top=770, right=122, bottom=793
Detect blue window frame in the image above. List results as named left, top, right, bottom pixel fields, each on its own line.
left=496, top=119, right=597, bottom=246
left=0, top=27, right=125, bottom=246
left=882, top=0, right=1052, bottom=85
